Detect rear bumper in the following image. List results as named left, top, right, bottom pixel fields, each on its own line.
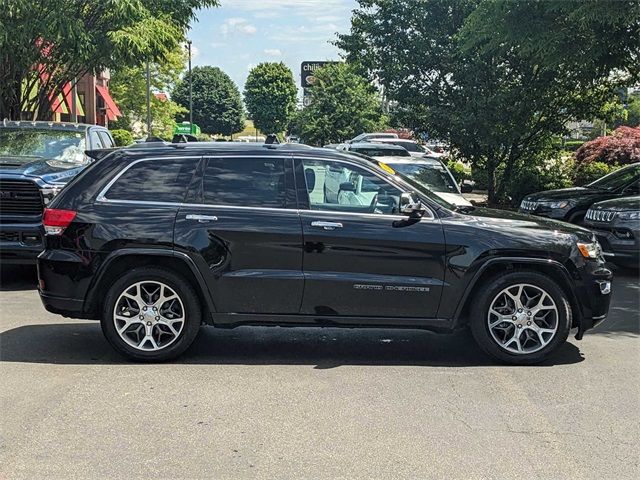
left=38, top=292, right=90, bottom=319
left=0, top=222, right=44, bottom=264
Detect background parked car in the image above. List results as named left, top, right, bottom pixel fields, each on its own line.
left=371, top=138, right=445, bottom=158
left=0, top=121, right=114, bottom=263
left=338, top=142, right=412, bottom=158
left=519, top=162, right=640, bottom=224
left=584, top=196, right=639, bottom=268
left=349, top=132, right=398, bottom=143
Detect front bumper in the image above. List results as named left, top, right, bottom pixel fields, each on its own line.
left=0, top=222, right=45, bottom=264
left=571, top=260, right=613, bottom=339
left=584, top=223, right=639, bottom=265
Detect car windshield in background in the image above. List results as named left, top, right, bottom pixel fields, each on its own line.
left=389, top=141, right=425, bottom=153
left=391, top=162, right=457, bottom=193
left=352, top=147, right=410, bottom=157
left=588, top=164, right=639, bottom=191
left=0, top=128, right=87, bottom=166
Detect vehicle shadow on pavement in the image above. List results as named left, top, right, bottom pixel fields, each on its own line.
left=588, top=266, right=639, bottom=338
left=0, top=322, right=584, bottom=368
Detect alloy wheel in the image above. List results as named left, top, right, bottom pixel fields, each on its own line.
left=113, top=281, right=185, bottom=351
left=487, top=283, right=559, bottom=354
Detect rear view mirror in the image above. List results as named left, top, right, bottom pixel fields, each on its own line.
left=400, top=192, right=425, bottom=217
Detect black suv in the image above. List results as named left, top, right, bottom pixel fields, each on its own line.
left=38, top=143, right=613, bottom=364
left=519, top=163, right=640, bottom=224
left=0, top=120, right=115, bottom=263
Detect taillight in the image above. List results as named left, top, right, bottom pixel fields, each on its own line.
left=43, top=208, right=77, bottom=235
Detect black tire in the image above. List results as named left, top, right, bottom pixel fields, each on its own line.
left=101, top=267, right=202, bottom=362
left=470, top=271, right=572, bottom=365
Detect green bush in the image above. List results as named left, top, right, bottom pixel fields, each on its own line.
left=573, top=161, right=614, bottom=186
left=503, top=155, right=574, bottom=207
left=110, top=129, right=134, bottom=146
left=446, top=160, right=470, bottom=183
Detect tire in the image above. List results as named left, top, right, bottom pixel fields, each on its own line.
left=469, top=271, right=572, bottom=365
left=101, top=267, right=202, bottom=362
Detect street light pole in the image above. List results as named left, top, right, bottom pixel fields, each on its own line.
left=188, top=40, right=193, bottom=133
left=146, top=60, right=152, bottom=138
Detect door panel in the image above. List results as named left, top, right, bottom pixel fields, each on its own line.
left=297, top=158, right=446, bottom=319
left=174, top=156, right=303, bottom=314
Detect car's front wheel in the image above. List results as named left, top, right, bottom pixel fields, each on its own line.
left=101, top=267, right=202, bottom=362
left=470, top=271, right=572, bottom=364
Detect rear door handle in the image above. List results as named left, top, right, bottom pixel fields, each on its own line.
left=311, top=221, right=343, bottom=230
left=186, top=214, right=218, bottom=223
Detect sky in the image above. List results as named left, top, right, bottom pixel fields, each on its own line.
left=188, top=0, right=358, bottom=94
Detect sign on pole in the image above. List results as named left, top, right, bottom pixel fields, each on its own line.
left=300, top=61, right=339, bottom=88
left=173, top=122, right=201, bottom=136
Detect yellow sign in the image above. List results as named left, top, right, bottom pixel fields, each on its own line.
left=378, top=161, right=396, bottom=175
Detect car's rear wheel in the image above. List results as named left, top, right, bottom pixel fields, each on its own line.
left=470, top=271, right=571, bottom=364
left=101, top=267, right=201, bottom=362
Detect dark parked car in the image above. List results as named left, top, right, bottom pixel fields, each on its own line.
left=584, top=196, right=639, bottom=267
left=0, top=120, right=115, bottom=263
left=38, top=142, right=612, bottom=364
left=519, top=163, right=640, bottom=223
left=338, top=142, right=412, bottom=158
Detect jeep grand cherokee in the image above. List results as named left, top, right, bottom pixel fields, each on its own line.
left=37, top=142, right=613, bottom=364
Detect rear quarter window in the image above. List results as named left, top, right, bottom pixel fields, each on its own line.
left=104, top=157, right=199, bottom=203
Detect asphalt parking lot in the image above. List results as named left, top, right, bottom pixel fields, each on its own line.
left=1, top=265, right=638, bottom=479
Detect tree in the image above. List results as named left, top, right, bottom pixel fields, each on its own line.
left=337, top=0, right=640, bottom=204
left=575, top=126, right=640, bottom=166
left=172, top=66, right=245, bottom=136
left=298, top=63, right=387, bottom=145
left=0, top=0, right=218, bottom=120
left=109, top=46, right=187, bottom=139
left=244, top=63, right=297, bottom=136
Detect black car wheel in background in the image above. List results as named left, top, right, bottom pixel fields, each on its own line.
left=519, top=163, right=640, bottom=224
left=584, top=196, right=640, bottom=269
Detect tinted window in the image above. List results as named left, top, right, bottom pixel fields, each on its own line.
left=302, top=159, right=401, bottom=215
left=351, top=147, right=410, bottom=157
left=588, top=165, right=640, bottom=191
left=203, top=157, right=286, bottom=208
left=389, top=141, right=423, bottom=153
left=106, top=158, right=198, bottom=203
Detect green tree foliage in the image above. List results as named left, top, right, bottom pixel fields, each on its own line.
left=299, top=63, right=387, bottom=145
left=109, top=46, right=187, bottom=139
left=244, top=62, right=298, bottom=136
left=110, top=129, right=134, bottom=146
left=172, top=66, right=245, bottom=136
left=0, top=0, right=218, bottom=120
left=337, top=0, right=640, bottom=204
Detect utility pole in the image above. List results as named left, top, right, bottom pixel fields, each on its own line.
left=146, top=60, right=152, bottom=138
left=71, top=77, right=77, bottom=123
left=188, top=40, right=193, bottom=134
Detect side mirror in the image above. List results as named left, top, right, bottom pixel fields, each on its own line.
left=400, top=192, right=425, bottom=216
left=460, top=181, right=473, bottom=194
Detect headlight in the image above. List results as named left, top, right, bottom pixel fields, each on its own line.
left=40, top=185, right=64, bottom=205
left=577, top=241, right=602, bottom=259
left=541, top=200, right=571, bottom=209
left=617, top=211, right=640, bottom=220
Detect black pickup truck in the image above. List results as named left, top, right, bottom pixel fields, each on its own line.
left=0, top=120, right=114, bottom=263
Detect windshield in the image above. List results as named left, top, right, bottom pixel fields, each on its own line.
left=0, top=128, right=87, bottom=166
left=352, top=147, right=411, bottom=157
left=390, top=141, right=425, bottom=153
left=390, top=162, right=458, bottom=194
left=588, top=164, right=639, bottom=191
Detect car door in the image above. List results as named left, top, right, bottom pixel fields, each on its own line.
left=175, top=155, right=303, bottom=315
left=296, top=157, right=446, bottom=320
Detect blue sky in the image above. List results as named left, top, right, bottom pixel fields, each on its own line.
left=188, top=0, right=357, bottom=94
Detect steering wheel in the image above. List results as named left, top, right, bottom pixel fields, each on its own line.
left=368, top=193, right=379, bottom=213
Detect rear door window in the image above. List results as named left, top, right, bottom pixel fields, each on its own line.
left=104, top=157, right=199, bottom=203
left=98, top=131, right=114, bottom=148
left=89, top=130, right=104, bottom=149
left=202, top=157, right=288, bottom=208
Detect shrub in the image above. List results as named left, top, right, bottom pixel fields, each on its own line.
left=446, top=160, right=470, bottom=183
left=110, top=129, right=134, bottom=146
left=573, top=161, right=615, bottom=186
left=575, top=126, right=640, bottom=166
left=503, top=155, right=574, bottom=207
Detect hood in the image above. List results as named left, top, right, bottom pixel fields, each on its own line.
left=524, top=186, right=613, bottom=204
left=461, top=207, right=594, bottom=241
left=0, top=156, right=85, bottom=184
left=435, top=191, right=472, bottom=207
left=590, top=195, right=640, bottom=211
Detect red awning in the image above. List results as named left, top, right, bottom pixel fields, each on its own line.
left=95, top=84, right=121, bottom=121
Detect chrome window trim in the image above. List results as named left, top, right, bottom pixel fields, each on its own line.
left=295, top=155, right=436, bottom=221
left=95, top=153, right=436, bottom=221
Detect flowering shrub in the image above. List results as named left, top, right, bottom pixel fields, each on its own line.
left=575, top=126, right=640, bottom=166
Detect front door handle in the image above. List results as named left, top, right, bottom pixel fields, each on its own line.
left=311, top=221, right=343, bottom=230
left=186, top=214, right=218, bottom=223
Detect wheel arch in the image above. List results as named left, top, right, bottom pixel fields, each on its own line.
left=84, top=249, right=216, bottom=322
left=453, top=257, right=582, bottom=331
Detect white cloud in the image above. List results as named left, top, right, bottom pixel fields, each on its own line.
left=268, top=23, right=341, bottom=43
left=264, top=48, right=282, bottom=57
left=221, top=17, right=257, bottom=36
left=223, top=0, right=351, bottom=17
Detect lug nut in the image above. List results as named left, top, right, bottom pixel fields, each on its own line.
left=512, top=316, right=517, bottom=321
left=527, top=321, right=532, bottom=326
left=146, top=321, right=151, bottom=326
left=517, top=324, right=523, bottom=328
left=155, top=316, right=160, bottom=321
left=518, top=308, right=523, bottom=313
left=143, top=307, right=147, bottom=311
left=527, top=311, right=532, bottom=316
left=139, top=315, right=144, bottom=320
